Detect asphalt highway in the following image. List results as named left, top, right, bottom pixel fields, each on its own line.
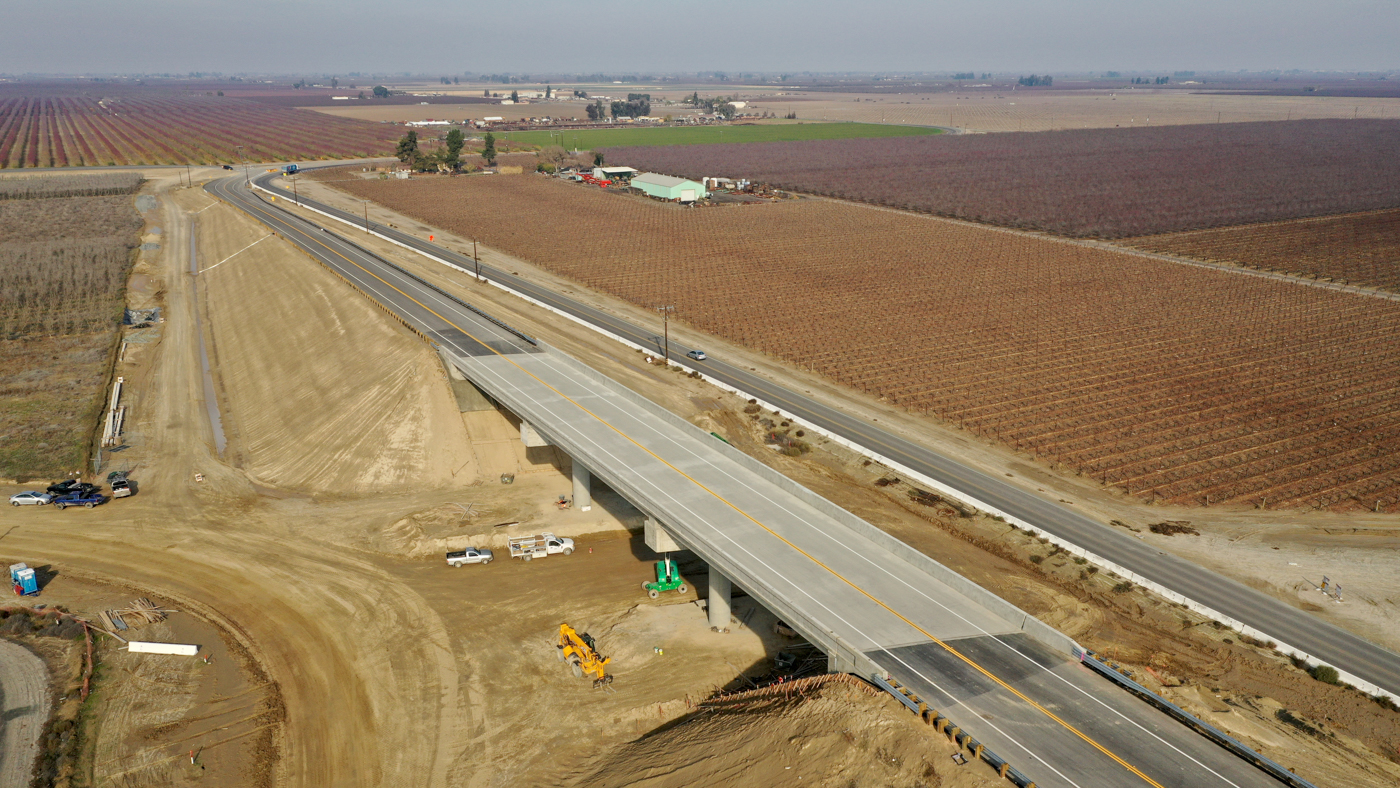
left=238, top=170, right=1400, bottom=699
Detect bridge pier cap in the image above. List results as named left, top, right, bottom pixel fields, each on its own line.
left=644, top=518, right=682, bottom=553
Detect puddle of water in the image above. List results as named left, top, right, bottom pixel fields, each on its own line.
left=188, top=220, right=228, bottom=456
left=149, top=226, right=162, bottom=235
left=135, top=195, right=157, bottom=212
left=141, top=243, right=160, bottom=251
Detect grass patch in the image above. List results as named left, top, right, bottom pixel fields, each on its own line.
left=1309, top=664, right=1341, bottom=685
left=497, top=122, right=941, bottom=150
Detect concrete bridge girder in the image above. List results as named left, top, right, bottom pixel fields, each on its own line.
left=449, top=351, right=878, bottom=680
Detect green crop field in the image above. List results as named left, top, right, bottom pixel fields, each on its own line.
left=493, top=123, right=941, bottom=150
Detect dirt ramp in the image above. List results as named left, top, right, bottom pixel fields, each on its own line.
left=198, top=203, right=472, bottom=492
left=574, top=677, right=999, bottom=788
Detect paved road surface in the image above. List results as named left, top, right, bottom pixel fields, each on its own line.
left=245, top=169, right=1400, bottom=701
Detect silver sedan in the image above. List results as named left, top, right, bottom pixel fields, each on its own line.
left=9, top=491, right=53, bottom=506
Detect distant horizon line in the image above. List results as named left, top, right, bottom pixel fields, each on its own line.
left=1, top=69, right=1397, bottom=82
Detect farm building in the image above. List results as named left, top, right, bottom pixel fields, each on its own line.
left=631, top=173, right=707, bottom=202
left=592, top=166, right=639, bottom=181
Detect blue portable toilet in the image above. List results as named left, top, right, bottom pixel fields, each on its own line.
left=10, top=563, right=38, bottom=596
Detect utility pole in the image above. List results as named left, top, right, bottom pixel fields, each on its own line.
left=291, top=175, right=299, bottom=206
left=362, top=200, right=370, bottom=233
left=235, top=146, right=249, bottom=185
left=653, top=305, right=675, bottom=365
left=473, top=239, right=481, bottom=281
left=185, top=163, right=192, bottom=188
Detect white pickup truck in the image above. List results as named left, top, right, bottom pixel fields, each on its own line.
left=445, top=547, right=494, bottom=567
left=508, top=533, right=575, bottom=562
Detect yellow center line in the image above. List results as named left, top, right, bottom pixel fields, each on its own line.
left=233, top=182, right=1165, bottom=788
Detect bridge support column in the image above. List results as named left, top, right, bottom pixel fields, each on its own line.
left=572, top=463, right=591, bottom=512
left=708, top=569, right=731, bottom=632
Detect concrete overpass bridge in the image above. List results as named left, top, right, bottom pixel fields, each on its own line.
left=209, top=174, right=1310, bottom=788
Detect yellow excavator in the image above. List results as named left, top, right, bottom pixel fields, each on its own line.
left=557, top=623, right=613, bottom=688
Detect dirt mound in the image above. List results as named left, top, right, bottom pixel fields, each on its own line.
left=574, top=678, right=999, bottom=788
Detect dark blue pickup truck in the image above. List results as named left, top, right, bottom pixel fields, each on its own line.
left=53, top=491, right=107, bottom=510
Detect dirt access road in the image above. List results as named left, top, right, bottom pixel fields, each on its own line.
left=2, top=173, right=997, bottom=788
left=0, top=639, right=49, bottom=788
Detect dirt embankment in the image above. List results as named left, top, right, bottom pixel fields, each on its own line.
left=577, top=677, right=1000, bottom=788
left=195, top=198, right=473, bottom=492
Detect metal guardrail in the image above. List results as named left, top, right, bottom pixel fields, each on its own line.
left=869, top=674, right=1038, bottom=787
left=1080, top=651, right=1320, bottom=788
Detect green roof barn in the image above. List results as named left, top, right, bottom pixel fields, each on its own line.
left=631, top=172, right=707, bottom=203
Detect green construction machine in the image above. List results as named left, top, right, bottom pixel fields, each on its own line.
left=642, top=558, right=687, bottom=599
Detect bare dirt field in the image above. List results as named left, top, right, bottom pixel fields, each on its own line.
left=1123, top=208, right=1400, bottom=294
left=747, top=89, right=1400, bottom=132
left=311, top=81, right=1400, bottom=133
left=311, top=103, right=580, bottom=124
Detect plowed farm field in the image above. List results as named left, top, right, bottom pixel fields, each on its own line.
left=0, top=84, right=395, bottom=167
left=326, top=172, right=1400, bottom=512
left=1123, top=209, right=1400, bottom=294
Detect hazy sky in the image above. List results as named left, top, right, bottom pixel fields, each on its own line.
left=6, top=0, right=1397, bottom=75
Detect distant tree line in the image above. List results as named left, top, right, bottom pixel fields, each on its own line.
left=612, top=94, right=651, bottom=118
left=1018, top=75, right=1053, bottom=87
left=394, top=128, right=481, bottom=171
left=1132, top=77, right=1171, bottom=85
left=680, top=92, right=737, bottom=118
